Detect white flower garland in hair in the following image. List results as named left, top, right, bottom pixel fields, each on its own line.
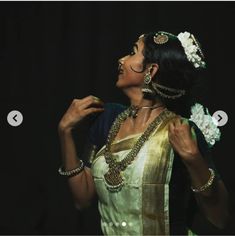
left=189, top=103, right=221, bottom=147
left=177, top=32, right=206, bottom=69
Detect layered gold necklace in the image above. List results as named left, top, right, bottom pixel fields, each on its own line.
left=103, top=106, right=172, bottom=192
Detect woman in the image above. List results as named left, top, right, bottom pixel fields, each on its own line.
left=58, top=31, right=229, bottom=235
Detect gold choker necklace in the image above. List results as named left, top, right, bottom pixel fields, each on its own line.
left=128, top=104, right=164, bottom=118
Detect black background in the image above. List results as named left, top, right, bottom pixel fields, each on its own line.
left=0, top=1, right=235, bottom=235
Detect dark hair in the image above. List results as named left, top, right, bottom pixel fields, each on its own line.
left=141, top=31, right=206, bottom=117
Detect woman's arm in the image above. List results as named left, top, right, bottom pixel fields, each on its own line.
left=168, top=117, right=230, bottom=229
left=183, top=152, right=229, bottom=229
left=58, top=96, right=104, bottom=209
left=58, top=128, right=96, bottom=210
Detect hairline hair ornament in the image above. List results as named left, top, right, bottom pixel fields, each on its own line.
left=152, top=31, right=206, bottom=69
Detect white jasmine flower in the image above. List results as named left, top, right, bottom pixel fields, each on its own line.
left=189, top=103, right=221, bottom=147
left=177, top=32, right=206, bottom=69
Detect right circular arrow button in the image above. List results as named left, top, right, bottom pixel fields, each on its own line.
left=212, top=110, right=228, bottom=127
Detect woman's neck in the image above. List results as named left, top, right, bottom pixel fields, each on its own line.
left=126, top=89, right=165, bottom=124
left=128, top=89, right=163, bottom=108
left=124, top=87, right=157, bottom=107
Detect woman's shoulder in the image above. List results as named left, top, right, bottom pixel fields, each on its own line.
left=92, top=102, right=127, bottom=120
left=88, top=102, right=127, bottom=148
left=103, top=102, right=128, bottom=113
left=95, top=102, right=127, bottom=122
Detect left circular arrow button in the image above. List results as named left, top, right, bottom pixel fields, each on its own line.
left=7, top=110, right=23, bottom=127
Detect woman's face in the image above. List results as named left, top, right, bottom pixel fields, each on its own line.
left=116, top=39, right=147, bottom=89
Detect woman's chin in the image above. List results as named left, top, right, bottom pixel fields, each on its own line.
left=115, top=78, right=123, bottom=88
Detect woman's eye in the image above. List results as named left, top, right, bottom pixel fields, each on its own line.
left=129, top=51, right=135, bottom=56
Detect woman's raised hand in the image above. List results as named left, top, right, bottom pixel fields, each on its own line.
left=58, top=95, right=104, bottom=132
left=168, top=117, right=200, bottom=163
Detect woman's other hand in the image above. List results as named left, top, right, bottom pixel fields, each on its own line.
left=168, top=117, right=200, bottom=163
left=58, top=95, right=104, bottom=133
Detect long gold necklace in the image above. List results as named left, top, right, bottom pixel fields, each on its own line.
left=103, top=107, right=172, bottom=192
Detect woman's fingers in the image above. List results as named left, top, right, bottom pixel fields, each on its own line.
left=58, top=95, right=105, bottom=131
left=181, top=117, right=188, bottom=125
left=83, top=107, right=105, bottom=116
left=79, top=95, right=104, bottom=110
left=168, top=121, right=176, bottom=142
left=168, top=118, right=199, bottom=160
left=191, top=126, right=197, bottom=141
left=78, top=101, right=104, bottom=118
left=168, top=122, right=175, bottom=133
left=169, top=118, right=192, bottom=142
left=82, top=95, right=103, bottom=105
left=174, top=116, right=182, bottom=126
left=78, top=95, right=104, bottom=116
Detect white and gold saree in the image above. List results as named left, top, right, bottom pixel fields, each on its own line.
left=90, top=111, right=179, bottom=235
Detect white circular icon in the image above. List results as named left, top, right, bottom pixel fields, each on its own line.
left=7, top=110, right=23, bottom=127
left=212, top=110, right=228, bottom=127
left=121, top=221, right=127, bottom=227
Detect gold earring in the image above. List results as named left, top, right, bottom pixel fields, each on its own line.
left=143, top=66, right=152, bottom=84
left=142, top=67, right=155, bottom=95
left=144, top=72, right=151, bottom=84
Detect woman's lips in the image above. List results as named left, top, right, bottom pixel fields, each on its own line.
left=118, top=67, right=123, bottom=74
left=118, top=63, right=123, bottom=74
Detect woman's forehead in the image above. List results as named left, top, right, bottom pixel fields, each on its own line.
left=138, top=34, right=145, bottom=39
left=136, top=38, right=145, bottom=48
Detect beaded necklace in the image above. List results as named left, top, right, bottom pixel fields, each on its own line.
left=103, top=107, right=172, bottom=192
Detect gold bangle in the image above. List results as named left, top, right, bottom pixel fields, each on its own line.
left=58, top=160, right=84, bottom=177
left=191, top=168, right=215, bottom=193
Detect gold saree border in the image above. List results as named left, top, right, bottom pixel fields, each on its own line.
left=142, top=112, right=177, bottom=235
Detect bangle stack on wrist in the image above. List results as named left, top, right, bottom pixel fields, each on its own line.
left=191, top=168, right=215, bottom=193
left=58, top=159, right=85, bottom=178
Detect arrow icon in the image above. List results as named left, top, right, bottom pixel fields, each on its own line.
left=217, top=114, right=222, bottom=122
left=13, top=114, right=18, bottom=122
left=212, top=110, right=228, bottom=127
left=7, top=110, right=23, bottom=127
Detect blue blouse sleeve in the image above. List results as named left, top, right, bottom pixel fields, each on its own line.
left=83, top=103, right=127, bottom=168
